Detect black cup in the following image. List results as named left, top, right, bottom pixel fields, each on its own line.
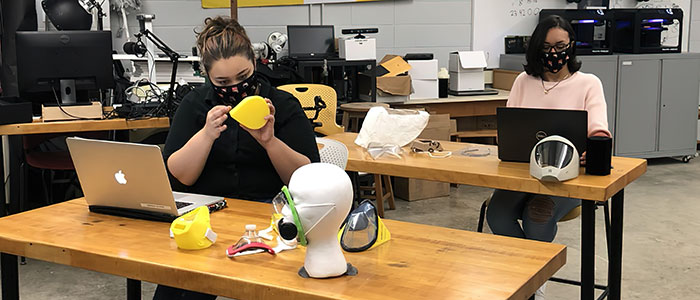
left=439, top=78, right=448, bottom=98
left=585, top=136, right=612, bottom=176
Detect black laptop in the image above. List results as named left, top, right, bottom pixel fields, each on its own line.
left=497, top=107, right=588, bottom=162
left=287, top=25, right=337, bottom=60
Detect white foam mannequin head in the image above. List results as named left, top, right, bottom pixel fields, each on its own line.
left=287, top=163, right=353, bottom=278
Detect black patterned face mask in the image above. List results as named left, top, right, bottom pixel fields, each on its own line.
left=211, top=73, right=258, bottom=106
left=541, top=49, right=570, bottom=74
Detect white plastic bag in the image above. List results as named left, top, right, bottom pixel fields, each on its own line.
left=354, top=107, right=429, bottom=150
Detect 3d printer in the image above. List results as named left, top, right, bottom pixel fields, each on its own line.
left=612, top=8, right=683, bottom=54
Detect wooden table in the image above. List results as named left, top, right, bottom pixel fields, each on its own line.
left=391, top=89, right=510, bottom=118
left=0, top=198, right=566, bottom=300
left=0, top=118, right=170, bottom=216
left=327, top=133, right=647, bottom=300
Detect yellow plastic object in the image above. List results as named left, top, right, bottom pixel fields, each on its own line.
left=228, top=95, right=270, bottom=129
left=170, top=206, right=218, bottom=250
left=337, top=215, right=391, bottom=251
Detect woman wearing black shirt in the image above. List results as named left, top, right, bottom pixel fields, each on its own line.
left=155, top=16, right=319, bottom=300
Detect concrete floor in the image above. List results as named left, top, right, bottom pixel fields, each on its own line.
left=2, top=156, right=700, bottom=299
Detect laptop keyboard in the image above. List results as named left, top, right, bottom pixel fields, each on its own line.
left=175, top=201, right=193, bottom=209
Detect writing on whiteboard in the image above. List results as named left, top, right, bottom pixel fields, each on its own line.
left=509, top=0, right=543, bottom=18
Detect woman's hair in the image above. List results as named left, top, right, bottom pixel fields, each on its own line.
left=195, top=16, right=255, bottom=73
left=524, top=15, right=581, bottom=78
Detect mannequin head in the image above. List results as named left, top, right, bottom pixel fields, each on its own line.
left=280, top=163, right=353, bottom=278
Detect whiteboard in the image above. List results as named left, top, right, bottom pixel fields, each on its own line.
left=610, top=0, right=691, bottom=52
left=472, top=0, right=577, bottom=68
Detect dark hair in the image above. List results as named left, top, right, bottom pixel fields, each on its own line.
left=195, top=16, right=255, bottom=73
left=524, top=15, right=581, bottom=78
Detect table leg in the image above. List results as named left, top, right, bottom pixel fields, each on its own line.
left=1, top=253, right=19, bottom=300
left=608, top=189, right=624, bottom=300
left=7, top=136, right=21, bottom=214
left=581, top=200, right=596, bottom=300
left=1, top=136, right=7, bottom=216
left=127, top=278, right=141, bottom=300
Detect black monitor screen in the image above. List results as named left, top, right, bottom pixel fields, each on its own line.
left=16, top=30, right=114, bottom=95
left=287, top=25, right=335, bottom=59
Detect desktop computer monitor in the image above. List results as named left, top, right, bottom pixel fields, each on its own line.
left=15, top=30, right=114, bottom=107
left=287, top=25, right=336, bottom=59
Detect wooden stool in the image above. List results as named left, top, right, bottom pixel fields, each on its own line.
left=358, top=174, right=396, bottom=218
left=339, top=102, right=390, bottom=133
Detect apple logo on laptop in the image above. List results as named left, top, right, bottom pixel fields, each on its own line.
left=114, top=170, right=127, bottom=185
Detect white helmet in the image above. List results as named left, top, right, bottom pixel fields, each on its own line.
left=530, top=135, right=580, bottom=182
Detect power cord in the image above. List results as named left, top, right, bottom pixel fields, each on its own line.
left=51, top=86, right=94, bottom=120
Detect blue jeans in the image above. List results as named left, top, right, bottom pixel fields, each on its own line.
left=485, top=189, right=581, bottom=242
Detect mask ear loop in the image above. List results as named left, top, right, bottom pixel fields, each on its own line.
left=300, top=204, right=337, bottom=236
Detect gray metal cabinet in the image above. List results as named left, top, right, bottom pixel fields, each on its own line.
left=616, top=53, right=700, bottom=159
left=659, top=59, right=700, bottom=152
left=616, top=58, right=660, bottom=154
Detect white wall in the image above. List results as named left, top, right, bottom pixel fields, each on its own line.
left=110, top=0, right=472, bottom=68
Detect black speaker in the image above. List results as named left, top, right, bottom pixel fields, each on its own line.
left=586, top=136, right=612, bottom=176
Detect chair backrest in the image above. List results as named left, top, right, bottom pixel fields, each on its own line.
left=316, top=137, right=348, bottom=170
left=277, top=84, right=344, bottom=136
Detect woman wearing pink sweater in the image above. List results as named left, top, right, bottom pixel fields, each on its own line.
left=487, top=16, right=611, bottom=243
left=486, top=15, right=612, bottom=299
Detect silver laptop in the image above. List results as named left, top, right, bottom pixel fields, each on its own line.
left=66, top=137, right=223, bottom=221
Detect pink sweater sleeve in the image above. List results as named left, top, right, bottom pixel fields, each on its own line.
left=584, top=76, right=612, bottom=138
left=506, top=72, right=527, bottom=108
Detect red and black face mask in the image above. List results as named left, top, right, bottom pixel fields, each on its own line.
left=211, top=73, right=258, bottom=106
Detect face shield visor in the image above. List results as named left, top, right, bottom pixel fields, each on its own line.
left=530, top=135, right=580, bottom=182
left=338, top=200, right=391, bottom=252
left=272, top=186, right=336, bottom=247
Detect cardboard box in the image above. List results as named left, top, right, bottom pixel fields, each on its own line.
left=377, top=75, right=412, bottom=96
left=378, top=55, right=411, bottom=77
left=376, top=94, right=409, bottom=103
left=41, top=101, right=103, bottom=121
left=410, top=79, right=439, bottom=100
left=492, top=69, right=521, bottom=91
left=448, top=51, right=487, bottom=91
left=408, top=59, right=438, bottom=80
left=339, top=38, right=377, bottom=61
left=394, top=113, right=451, bottom=201
left=393, top=177, right=450, bottom=201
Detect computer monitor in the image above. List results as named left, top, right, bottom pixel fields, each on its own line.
left=15, top=30, right=114, bottom=105
left=287, top=25, right=336, bottom=59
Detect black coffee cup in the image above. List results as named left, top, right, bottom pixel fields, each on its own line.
left=439, top=78, right=448, bottom=98
left=585, top=136, right=612, bottom=176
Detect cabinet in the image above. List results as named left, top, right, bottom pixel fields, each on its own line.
left=617, top=54, right=700, bottom=158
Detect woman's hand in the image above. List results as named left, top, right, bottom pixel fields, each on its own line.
left=580, top=151, right=586, bottom=166
left=203, top=105, right=231, bottom=141
left=241, top=98, right=276, bottom=149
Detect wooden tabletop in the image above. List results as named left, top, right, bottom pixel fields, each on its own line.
left=0, top=117, right=170, bottom=135
left=0, top=199, right=566, bottom=300
left=396, top=89, right=510, bottom=105
left=328, top=133, right=647, bottom=202
left=339, top=102, right=390, bottom=112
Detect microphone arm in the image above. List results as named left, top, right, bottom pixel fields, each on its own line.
left=136, top=29, right=180, bottom=119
